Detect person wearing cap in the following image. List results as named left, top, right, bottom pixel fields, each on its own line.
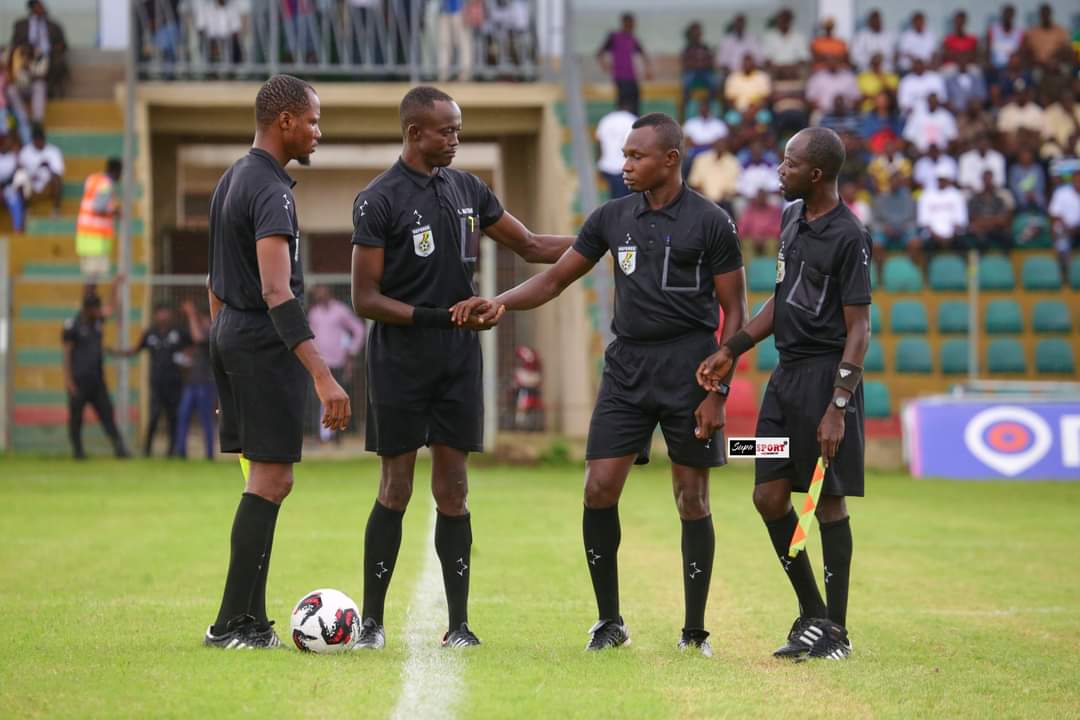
left=62, top=275, right=130, bottom=460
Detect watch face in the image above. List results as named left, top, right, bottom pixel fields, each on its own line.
left=834, top=396, right=848, bottom=409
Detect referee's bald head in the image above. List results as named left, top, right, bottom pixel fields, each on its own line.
left=779, top=127, right=845, bottom=201
left=797, top=127, right=846, bottom=180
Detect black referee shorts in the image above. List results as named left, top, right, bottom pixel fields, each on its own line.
left=210, top=306, right=309, bottom=464
left=754, top=353, right=865, bottom=497
left=365, top=323, right=483, bottom=457
left=587, top=331, right=726, bottom=469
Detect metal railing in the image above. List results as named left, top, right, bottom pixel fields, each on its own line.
left=134, top=0, right=540, bottom=81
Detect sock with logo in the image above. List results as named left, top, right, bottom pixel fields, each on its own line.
left=583, top=504, right=621, bottom=621
left=361, top=500, right=404, bottom=625
left=765, top=509, right=828, bottom=618
left=820, top=516, right=853, bottom=627
left=435, top=510, right=473, bottom=630
left=681, top=515, right=715, bottom=631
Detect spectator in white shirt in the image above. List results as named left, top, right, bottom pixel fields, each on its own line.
left=594, top=101, right=637, bottom=199
left=913, top=143, right=958, bottom=190
left=1049, top=172, right=1080, bottom=266
left=897, top=58, right=946, bottom=115
left=805, top=56, right=861, bottom=116
left=17, top=122, right=63, bottom=214
left=761, top=8, right=809, bottom=73
left=682, top=99, right=728, bottom=160
left=903, top=93, right=957, bottom=153
left=897, top=12, right=937, bottom=71
left=850, top=9, right=895, bottom=71
left=736, top=141, right=779, bottom=200
left=918, top=169, right=969, bottom=256
left=195, top=0, right=246, bottom=64
left=987, top=4, right=1024, bottom=70
left=716, top=14, right=759, bottom=73
left=957, top=134, right=1006, bottom=193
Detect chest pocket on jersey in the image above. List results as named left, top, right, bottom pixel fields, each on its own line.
left=661, top=246, right=704, bottom=292
left=459, top=214, right=480, bottom=263
left=784, top=261, right=831, bottom=316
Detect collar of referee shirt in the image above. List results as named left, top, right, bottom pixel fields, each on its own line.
left=796, top=198, right=845, bottom=235
left=396, top=156, right=449, bottom=189
left=633, top=183, right=689, bottom=220
left=250, top=147, right=296, bottom=188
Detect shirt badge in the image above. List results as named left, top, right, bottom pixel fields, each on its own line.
left=617, top=245, right=636, bottom=275
left=413, top=225, right=435, bottom=257
left=775, top=258, right=786, bottom=284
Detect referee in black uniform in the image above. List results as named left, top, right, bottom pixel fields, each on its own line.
left=456, top=112, right=747, bottom=654
left=203, top=75, right=350, bottom=650
left=698, top=127, right=871, bottom=660
left=350, top=86, right=575, bottom=650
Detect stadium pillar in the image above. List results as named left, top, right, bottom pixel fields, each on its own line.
left=967, top=248, right=979, bottom=380
left=118, top=0, right=138, bottom=443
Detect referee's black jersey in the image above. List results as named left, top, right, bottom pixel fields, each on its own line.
left=351, top=158, right=504, bottom=308
left=772, top=200, right=872, bottom=364
left=208, top=148, right=303, bottom=311
left=573, top=185, right=743, bottom=342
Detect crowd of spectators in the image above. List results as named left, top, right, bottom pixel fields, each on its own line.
left=653, top=4, right=1080, bottom=275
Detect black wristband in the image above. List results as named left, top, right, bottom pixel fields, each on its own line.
left=723, top=329, right=755, bottom=357
left=412, top=306, right=453, bottom=328
left=834, top=361, right=863, bottom=393
left=268, top=298, right=315, bottom=350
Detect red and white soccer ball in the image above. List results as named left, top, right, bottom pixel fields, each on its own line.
left=290, top=588, right=361, bottom=653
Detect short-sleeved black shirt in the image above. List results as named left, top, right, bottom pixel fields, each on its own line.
left=62, top=314, right=104, bottom=384
left=208, top=148, right=303, bottom=311
left=138, top=325, right=190, bottom=387
left=572, top=185, right=743, bottom=342
left=772, top=200, right=872, bottom=363
left=351, top=158, right=504, bottom=308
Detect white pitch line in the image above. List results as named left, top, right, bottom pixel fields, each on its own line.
left=390, top=504, right=463, bottom=720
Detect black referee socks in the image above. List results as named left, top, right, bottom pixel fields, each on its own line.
left=820, top=516, right=853, bottom=627
left=583, top=505, right=621, bottom=621
left=765, top=509, right=828, bottom=619
left=213, top=492, right=280, bottom=634
left=435, top=510, right=473, bottom=630
left=681, top=515, right=715, bottom=632
left=362, top=500, right=404, bottom=625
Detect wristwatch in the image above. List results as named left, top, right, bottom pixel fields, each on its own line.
left=715, top=382, right=731, bottom=398
left=832, top=395, right=848, bottom=411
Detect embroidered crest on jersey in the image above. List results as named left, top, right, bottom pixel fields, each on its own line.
left=413, top=225, right=435, bottom=257
left=618, top=245, right=636, bottom=275
left=776, top=250, right=786, bottom=284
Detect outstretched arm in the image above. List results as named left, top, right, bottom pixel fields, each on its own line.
left=484, top=211, right=575, bottom=264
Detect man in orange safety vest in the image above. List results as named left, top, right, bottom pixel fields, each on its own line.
left=76, top=157, right=122, bottom=278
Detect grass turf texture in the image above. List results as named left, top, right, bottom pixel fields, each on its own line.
left=1, top=457, right=1078, bottom=719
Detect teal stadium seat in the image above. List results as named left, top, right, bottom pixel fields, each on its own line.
left=1035, top=339, right=1075, bottom=374
left=756, top=336, right=779, bottom=370
left=1070, top=256, right=1080, bottom=289
left=987, top=338, right=1026, bottom=374
left=937, top=301, right=969, bottom=334
left=1021, top=256, right=1062, bottom=290
left=748, top=257, right=777, bottom=292
left=883, top=256, right=923, bottom=292
left=940, top=339, right=970, bottom=375
left=869, top=261, right=879, bottom=290
left=863, top=381, right=891, bottom=418
left=985, top=299, right=1023, bottom=334
left=890, top=299, right=929, bottom=334
left=1032, top=300, right=1072, bottom=333
left=977, top=255, right=1015, bottom=291
left=896, top=337, right=933, bottom=373
left=870, top=303, right=881, bottom=333
left=928, top=254, right=967, bottom=291
left=865, top=337, right=884, bottom=372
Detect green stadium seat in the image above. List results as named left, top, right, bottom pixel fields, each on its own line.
left=870, top=304, right=881, bottom=333
left=977, top=255, right=1015, bottom=291
left=937, top=301, right=969, bottom=334
left=882, top=256, right=923, bottom=292
left=985, top=299, right=1023, bottom=334
left=987, top=338, right=1026, bottom=374
left=756, top=336, right=778, bottom=370
left=896, top=337, right=933, bottom=373
left=748, top=257, right=777, bottom=292
left=1035, top=339, right=1075, bottom=374
left=890, top=299, right=928, bottom=334
left=865, top=338, right=884, bottom=372
left=1070, top=256, right=1080, bottom=290
left=940, top=339, right=970, bottom=375
left=869, top=261, right=879, bottom=290
left=863, top=381, right=891, bottom=418
left=928, top=254, right=967, bottom=291
left=1032, top=300, right=1072, bottom=333
left=1021, top=256, right=1062, bottom=290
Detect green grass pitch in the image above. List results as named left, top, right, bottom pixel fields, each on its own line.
left=1, top=457, right=1078, bottom=719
